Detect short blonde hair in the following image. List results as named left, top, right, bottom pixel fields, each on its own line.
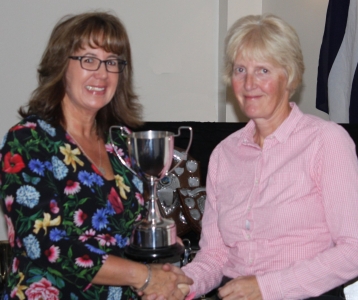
left=224, top=14, right=304, bottom=97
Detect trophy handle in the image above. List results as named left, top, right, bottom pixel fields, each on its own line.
left=109, top=125, right=137, bottom=176
left=168, top=126, right=193, bottom=174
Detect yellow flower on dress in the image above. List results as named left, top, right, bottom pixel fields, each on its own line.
left=33, top=213, right=61, bottom=235
left=60, top=143, right=84, bottom=171
left=15, top=272, right=28, bottom=300
left=114, top=175, right=130, bottom=199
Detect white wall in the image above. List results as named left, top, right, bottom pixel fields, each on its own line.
left=0, top=1, right=330, bottom=239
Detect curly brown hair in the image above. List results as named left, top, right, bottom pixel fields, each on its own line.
left=19, top=11, right=143, bottom=138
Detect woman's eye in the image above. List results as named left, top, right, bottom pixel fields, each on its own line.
left=261, top=68, right=269, bottom=73
left=83, top=57, right=94, bottom=63
left=234, top=67, right=245, bottom=73
left=106, top=60, right=117, bottom=66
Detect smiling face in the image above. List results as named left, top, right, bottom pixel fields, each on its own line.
left=62, top=45, right=119, bottom=117
left=231, top=54, right=291, bottom=125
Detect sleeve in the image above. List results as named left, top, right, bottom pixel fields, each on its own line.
left=182, top=146, right=229, bottom=297
left=0, top=123, right=105, bottom=290
left=256, top=123, right=358, bottom=300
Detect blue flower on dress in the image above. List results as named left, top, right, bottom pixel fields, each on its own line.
left=23, top=234, right=41, bottom=259
left=132, top=176, right=143, bottom=193
left=16, top=185, right=40, bottom=208
left=44, top=161, right=53, bottom=171
left=70, top=293, right=79, bottom=300
left=85, top=244, right=106, bottom=255
left=107, top=286, right=122, bottom=300
left=38, top=119, right=56, bottom=137
left=29, top=159, right=45, bottom=176
left=78, top=171, right=93, bottom=187
left=49, top=228, right=67, bottom=242
left=0, top=133, right=8, bottom=150
left=52, top=156, right=68, bottom=180
left=105, top=201, right=116, bottom=216
left=92, top=208, right=109, bottom=231
left=115, top=234, right=129, bottom=248
left=92, top=173, right=104, bottom=186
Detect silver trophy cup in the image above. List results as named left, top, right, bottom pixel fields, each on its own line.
left=109, top=126, right=193, bottom=261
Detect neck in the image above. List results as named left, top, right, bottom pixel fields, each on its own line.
left=61, top=100, right=97, bottom=138
left=253, top=102, right=292, bottom=148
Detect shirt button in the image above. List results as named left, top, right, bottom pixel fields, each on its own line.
left=254, top=179, right=259, bottom=185
left=249, top=259, right=253, bottom=264
left=245, top=220, right=251, bottom=230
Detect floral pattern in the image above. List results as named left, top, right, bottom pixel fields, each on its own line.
left=0, top=115, right=145, bottom=299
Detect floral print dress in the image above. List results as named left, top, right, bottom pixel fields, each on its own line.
left=0, top=115, right=146, bottom=300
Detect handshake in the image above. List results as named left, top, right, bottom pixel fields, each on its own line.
left=135, top=263, right=193, bottom=300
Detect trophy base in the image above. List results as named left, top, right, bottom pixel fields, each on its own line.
left=124, top=243, right=184, bottom=264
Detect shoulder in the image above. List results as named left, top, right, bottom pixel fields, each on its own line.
left=4, top=115, right=60, bottom=141
left=293, top=114, right=356, bottom=160
left=297, top=114, right=352, bottom=143
left=1, top=115, right=65, bottom=158
left=208, top=127, right=246, bottom=165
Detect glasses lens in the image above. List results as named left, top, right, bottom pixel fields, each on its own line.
left=81, top=57, right=100, bottom=71
left=106, top=60, right=126, bottom=73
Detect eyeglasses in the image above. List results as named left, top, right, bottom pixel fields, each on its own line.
left=68, top=56, right=127, bottom=73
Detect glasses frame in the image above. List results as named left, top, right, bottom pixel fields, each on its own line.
left=68, top=56, right=127, bottom=73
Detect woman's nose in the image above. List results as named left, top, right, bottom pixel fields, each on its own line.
left=94, top=62, right=108, bottom=78
left=244, top=73, right=255, bottom=90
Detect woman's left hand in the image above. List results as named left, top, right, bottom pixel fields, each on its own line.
left=217, top=276, right=262, bottom=300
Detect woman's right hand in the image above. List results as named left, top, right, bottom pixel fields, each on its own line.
left=140, top=264, right=193, bottom=300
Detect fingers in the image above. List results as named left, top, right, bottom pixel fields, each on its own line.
left=177, top=274, right=193, bottom=285
left=142, top=264, right=192, bottom=300
left=161, top=264, right=193, bottom=285
left=217, top=276, right=262, bottom=300
left=178, top=283, right=190, bottom=295
left=161, top=263, right=174, bottom=271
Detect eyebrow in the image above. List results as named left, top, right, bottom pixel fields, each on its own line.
left=82, top=52, right=120, bottom=59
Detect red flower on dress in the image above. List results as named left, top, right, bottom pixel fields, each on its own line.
left=108, top=187, right=124, bottom=214
left=79, top=229, right=96, bottom=242
left=64, top=180, right=81, bottom=195
left=25, top=278, right=59, bottom=300
left=3, top=152, right=25, bottom=173
left=44, top=245, right=60, bottom=263
left=75, top=255, right=94, bottom=268
left=10, top=122, right=36, bottom=131
left=74, top=209, right=88, bottom=227
left=12, top=257, right=19, bottom=273
left=49, top=200, right=59, bottom=214
left=5, top=195, right=14, bottom=212
left=96, top=233, right=116, bottom=247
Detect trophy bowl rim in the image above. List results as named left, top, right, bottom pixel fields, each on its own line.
left=128, top=130, right=175, bottom=139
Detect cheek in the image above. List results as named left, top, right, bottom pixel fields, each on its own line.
left=231, top=78, right=244, bottom=94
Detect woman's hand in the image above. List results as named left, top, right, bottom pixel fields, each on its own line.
left=139, top=263, right=193, bottom=300
left=217, top=276, right=262, bottom=300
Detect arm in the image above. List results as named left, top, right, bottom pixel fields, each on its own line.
left=181, top=148, right=229, bottom=297
left=93, top=256, right=193, bottom=299
left=257, top=123, right=358, bottom=299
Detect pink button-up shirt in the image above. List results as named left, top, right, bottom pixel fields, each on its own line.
left=182, top=103, right=358, bottom=299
